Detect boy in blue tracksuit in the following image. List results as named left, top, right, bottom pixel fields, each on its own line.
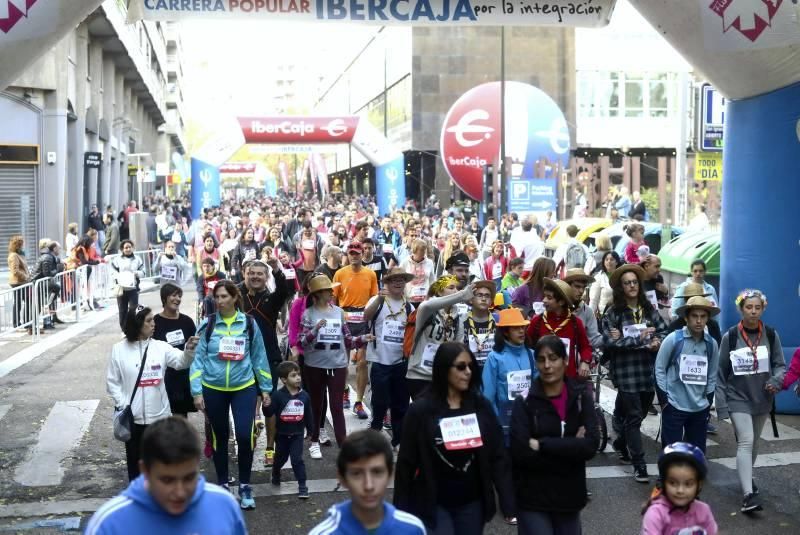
left=85, top=417, right=247, bottom=535
left=482, top=308, right=537, bottom=444
left=655, top=296, right=720, bottom=453
left=310, top=430, right=425, bottom=535
left=263, top=361, right=313, bottom=499
left=190, top=282, right=273, bottom=510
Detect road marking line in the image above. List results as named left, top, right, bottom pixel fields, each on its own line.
left=13, top=399, right=99, bottom=486
left=0, top=309, right=116, bottom=378
left=599, top=385, right=719, bottom=446
left=710, top=450, right=800, bottom=470
left=761, top=421, right=800, bottom=441
left=0, top=404, right=11, bottom=423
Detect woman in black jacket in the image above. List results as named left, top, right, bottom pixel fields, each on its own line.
left=229, top=227, right=260, bottom=283
left=394, top=342, right=515, bottom=534
left=510, top=335, right=599, bottom=535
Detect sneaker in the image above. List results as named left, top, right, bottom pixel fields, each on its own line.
left=706, top=422, right=718, bottom=435
left=741, top=492, right=762, bottom=513
left=383, top=411, right=392, bottom=431
left=319, top=428, right=332, bottom=446
left=342, top=387, right=351, bottom=409
left=298, top=487, right=310, bottom=499
left=220, top=483, right=231, bottom=493
left=271, top=478, right=280, bottom=487
left=239, top=484, right=255, bottom=510
left=612, top=439, right=631, bottom=464
left=353, top=401, right=368, bottom=420
left=648, top=406, right=658, bottom=416
left=204, top=441, right=213, bottom=459
left=309, top=442, right=322, bottom=460
left=634, top=466, right=649, bottom=483
left=264, top=447, right=275, bottom=467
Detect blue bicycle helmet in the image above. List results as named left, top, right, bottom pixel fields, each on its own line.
left=658, top=442, right=707, bottom=481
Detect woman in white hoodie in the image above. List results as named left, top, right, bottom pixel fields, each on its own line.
left=106, top=305, right=198, bottom=481
left=110, top=240, right=145, bottom=329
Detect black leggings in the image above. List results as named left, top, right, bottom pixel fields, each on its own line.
left=124, top=423, right=148, bottom=481
left=116, top=289, right=139, bottom=329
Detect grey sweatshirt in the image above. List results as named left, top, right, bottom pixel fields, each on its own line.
left=406, top=286, right=473, bottom=381
left=715, top=326, right=785, bottom=418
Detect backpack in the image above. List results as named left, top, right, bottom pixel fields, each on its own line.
left=564, top=242, right=587, bottom=269
left=402, top=308, right=434, bottom=359
left=201, top=313, right=256, bottom=347
left=370, top=299, right=413, bottom=349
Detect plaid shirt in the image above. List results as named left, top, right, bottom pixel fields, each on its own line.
left=600, top=304, right=667, bottom=393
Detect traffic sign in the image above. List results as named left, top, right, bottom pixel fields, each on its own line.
left=699, top=84, right=725, bottom=152
left=507, top=178, right=557, bottom=218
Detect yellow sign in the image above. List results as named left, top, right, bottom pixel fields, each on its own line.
left=694, top=152, right=722, bottom=182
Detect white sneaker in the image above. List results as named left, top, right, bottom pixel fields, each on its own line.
left=318, top=428, right=332, bottom=446
left=309, top=442, right=322, bottom=459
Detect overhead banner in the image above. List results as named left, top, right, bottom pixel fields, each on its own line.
left=130, top=0, right=617, bottom=26
left=190, top=158, right=221, bottom=219
left=239, top=116, right=358, bottom=144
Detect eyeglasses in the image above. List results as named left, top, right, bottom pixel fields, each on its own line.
left=622, top=280, right=640, bottom=287
left=474, top=293, right=493, bottom=300
left=452, top=362, right=471, bottom=371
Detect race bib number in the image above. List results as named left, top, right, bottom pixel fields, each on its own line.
left=491, top=262, right=503, bottom=279
left=531, top=302, right=545, bottom=315
left=244, top=249, right=256, bottom=261
left=117, top=271, right=137, bottom=289
left=468, top=333, right=493, bottom=363
left=455, top=303, right=469, bottom=315
left=302, top=239, right=315, bottom=250
left=160, top=265, right=178, bottom=281
left=439, top=413, right=483, bottom=451
left=382, top=321, right=404, bottom=346
left=280, top=400, right=305, bottom=423
left=623, top=323, right=648, bottom=339
left=283, top=267, right=296, bottom=280
left=421, top=343, right=439, bottom=371
left=410, top=285, right=428, bottom=302
left=507, top=369, right=532, bottom=400
left=382, top=243, right=394, bottom=254
left=560, top=337, right=571, bottom=358
left=218, top=336, right=246, bottom=361
left=165, top=329, right=185, bottom=347
left=679, top=354, right=708, bottom=385
left=171, top=232, right=182, bottom=243
left=206, top=280, right=218, bottom=291
left=346, top=310, right=365, bottom=323
left=645, top=290, right=658, bottom=309
left=731, top=346, right=769, bottom=376
left=319, top=321, right=341, bottom=343
left=138, top=363, right=163, bottom=387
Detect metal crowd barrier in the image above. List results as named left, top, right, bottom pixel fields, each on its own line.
left=0, top=249, right=161, bottom=341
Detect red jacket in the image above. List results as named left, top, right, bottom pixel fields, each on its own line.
left=526, top=312, right=592, bottom=378
left=484, top=255, right=508, bottom=280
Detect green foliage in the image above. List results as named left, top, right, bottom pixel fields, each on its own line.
left=640, top=187, right=660, bottom=222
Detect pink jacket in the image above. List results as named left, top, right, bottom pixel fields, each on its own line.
left=624, top=240, right=643, bottom=264
left=783, top=347, right=800, bottom=390
left=641, top=495, right=717, bottom=535
left=288, top=296, right=307, bottom=355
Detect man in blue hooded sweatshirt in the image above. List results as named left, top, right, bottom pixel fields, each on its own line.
left=85, top=417, right=247, bottom=535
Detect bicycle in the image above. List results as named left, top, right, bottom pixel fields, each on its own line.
left=590, top=360, right=609, bottom=453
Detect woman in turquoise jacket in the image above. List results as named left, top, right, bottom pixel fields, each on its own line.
left=482, top=308, right=537, bottom=445
left=190, top=280, right=272, bottom=510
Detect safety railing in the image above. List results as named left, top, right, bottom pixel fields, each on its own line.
left=0, top=281, right=36, bottom=337
left=0, top=249, right=162, bottom=341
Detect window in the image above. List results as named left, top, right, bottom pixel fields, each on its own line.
left=649, top=74, right=670, bottom=118
left=578, top=71, right=676, bottom=120
left=624, top=74, right=644, bottom=117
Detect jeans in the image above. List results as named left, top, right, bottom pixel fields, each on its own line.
left=272, top=433, right=307, bottom=489
left=612, top=390, right=655, bottom=467
left=124, top=423, right=148, bottom=482
left=406, top=378, right=431, bottom=402
left=428, top=500, right=483, bottom=535
left=730, top=412, right=768, bottom=495
left=660, top=403, right=709, bottom=452
left=369, top=361, right=409, bottom=446
left=10, top=283, right=30, bottom=328
left=305, top=366, right=347, bottom=446
left=517, top=511, right=582, bottom=535
left=203, top=384, right=258, bottom=485
left=116, top=289, right=139, bottom=330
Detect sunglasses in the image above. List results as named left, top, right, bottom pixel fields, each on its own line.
left=452, top=361, right=471, bottom=371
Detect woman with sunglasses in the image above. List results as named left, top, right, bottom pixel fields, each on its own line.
left=715, top=289, right=785, bottom=514
left=510, top=335, right=598, bottom=535
left=395, top=342, right=515, bottom=534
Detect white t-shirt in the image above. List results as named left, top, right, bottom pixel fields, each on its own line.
left=365, top=295, right=409, bottom=365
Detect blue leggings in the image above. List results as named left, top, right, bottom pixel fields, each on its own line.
left=203, top=384, right=258, bottom=485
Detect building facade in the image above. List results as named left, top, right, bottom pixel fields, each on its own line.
left=0, top=0, right=186, bottom=257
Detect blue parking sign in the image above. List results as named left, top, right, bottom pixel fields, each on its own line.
left=508, top=178, right=557, bottom=218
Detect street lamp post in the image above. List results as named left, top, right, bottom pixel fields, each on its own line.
left=129, top=152, right=151, bottom=209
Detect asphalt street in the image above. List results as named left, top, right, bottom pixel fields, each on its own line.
left=0, top=286, right=799, bottom=534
